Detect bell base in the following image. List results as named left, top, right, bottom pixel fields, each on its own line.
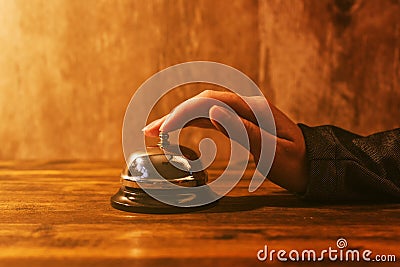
left=110, top=186, right=218, bottom=214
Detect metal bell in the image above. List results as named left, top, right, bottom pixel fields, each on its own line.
left=110, top=132, right=218, bottom=213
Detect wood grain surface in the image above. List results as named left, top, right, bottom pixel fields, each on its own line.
left=0, top=0, right=399, bottom=160
left=0, top=161, right=399, bottom=266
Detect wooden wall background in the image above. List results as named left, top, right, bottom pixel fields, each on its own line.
left=0, top=0, right=399, bottom=160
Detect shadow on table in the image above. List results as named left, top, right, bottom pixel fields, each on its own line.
left=198, top=193, right=315, bottom=213
left=199, top=193, right=400, bottom=213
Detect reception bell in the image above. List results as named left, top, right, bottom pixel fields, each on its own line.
left=111, top=132, right=218, bottom=213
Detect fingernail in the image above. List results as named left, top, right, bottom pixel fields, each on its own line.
left=159, top=122, right=165, bottom=132
left=142, top=123, right=152, bottom=132
left=142, top=119, right=159, bottom=132
left=209, top=105, right=234, bottom=121
left=159, top=114, right=171, bottom=132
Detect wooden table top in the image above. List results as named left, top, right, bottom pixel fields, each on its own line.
left=0, top=160, right=399, bottom=267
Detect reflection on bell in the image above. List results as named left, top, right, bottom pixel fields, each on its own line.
left=111, top=132, right=218, bottom=213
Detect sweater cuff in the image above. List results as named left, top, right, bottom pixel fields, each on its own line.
left=298, top=124, right=349, bottom=201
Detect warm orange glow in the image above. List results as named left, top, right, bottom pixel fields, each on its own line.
left=0, top=0, right=398, bottom=160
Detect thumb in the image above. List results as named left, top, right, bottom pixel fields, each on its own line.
left=208, top=105, right=261, bottom=159
left=209, top=105, right=276, bottom=192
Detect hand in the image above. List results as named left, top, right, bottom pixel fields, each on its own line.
left=143, top=90, right=309, bottom=194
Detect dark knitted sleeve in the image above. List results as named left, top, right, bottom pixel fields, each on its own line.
left=298, top=124, right=400, bottom=202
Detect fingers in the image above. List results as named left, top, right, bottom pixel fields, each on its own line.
left=209, top=105, right=274, bottom=192
left=142, top=115, right=167, bottom=137
left=200, top=90, right=302, bottom=142
left=208, top=105, right=273, bottom=164
left=209, top=105, right=307, bottom=193
left=142, top=93, right=308, bottom=194
left=143, top=90, right=257, bottom=137
left=159, top=97, right=221, bottom=133
left=197, top=90, right=258, bottom=125
left=143, top=90, right=300, bottom=143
